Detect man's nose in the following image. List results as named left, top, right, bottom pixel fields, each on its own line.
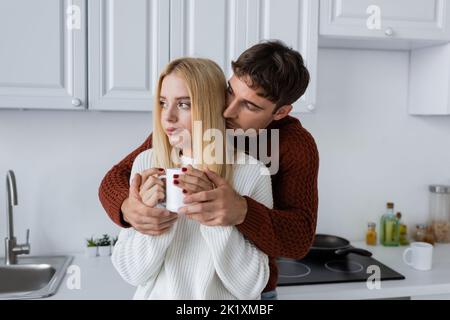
left=223, top=99, right=239, bottom=119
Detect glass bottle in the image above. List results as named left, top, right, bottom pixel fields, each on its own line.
left=366, top=222, right=377, bottom=246
left=414, top=224, right=427, bottom=242
left=380, top=202, right=400, bottom=246
left=414, top=224, right=435, bottom=245
left=396, top=212, right=409, bottom=246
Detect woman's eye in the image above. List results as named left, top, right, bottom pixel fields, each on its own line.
left=159, top=101, right=168, bottom=109
left=178, top=102, right=191, bottom=110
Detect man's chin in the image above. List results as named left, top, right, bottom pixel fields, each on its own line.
left=226, top=128, right=258, bottom=137
left=226, top=129, right=241, bottom=137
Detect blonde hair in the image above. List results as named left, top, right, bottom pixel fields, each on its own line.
left=151, top=57, right=233, bottom=181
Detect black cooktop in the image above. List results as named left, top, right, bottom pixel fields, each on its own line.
left=277, top=253, right=405, bottom=286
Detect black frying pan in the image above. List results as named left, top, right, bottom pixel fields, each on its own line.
left=308, top=234, right=372, bottom=258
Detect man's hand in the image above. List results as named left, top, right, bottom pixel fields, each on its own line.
left=121, top=169, right=178, bottom=236
left=173, top=165, right=215, bottom=194
left=178, top=167, right=248, bottom=226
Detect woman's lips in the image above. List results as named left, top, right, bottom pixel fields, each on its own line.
left=166, top=127, right=178, bottom=135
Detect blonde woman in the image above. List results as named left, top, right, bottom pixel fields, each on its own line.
left=111, top=58, right=273, bottom=300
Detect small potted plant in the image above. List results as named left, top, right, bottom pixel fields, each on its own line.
left=85, top=236, right=98, bottom=258
left=111, top=236, right=118, bottom=254
left=97, top=234, right=112, bottom=257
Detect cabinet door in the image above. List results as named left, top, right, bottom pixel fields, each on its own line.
left=320, top=0, right=450, bottom=41
left=88, top=0, right=170, bottom=111
left=0, top=0, right=87, bottom=110
left=170, top=0, right=318, bottom=113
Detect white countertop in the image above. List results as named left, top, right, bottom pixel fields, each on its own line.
left=46, top=253, right=135, bottom=300
left=46, top=242, right=450, bottom=300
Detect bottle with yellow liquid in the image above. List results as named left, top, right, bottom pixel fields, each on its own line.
left=366, top=222, right=377, bottom=246
left=380, top=202, right=400, bottom=246
left=396, top=212, right=410, bottom=246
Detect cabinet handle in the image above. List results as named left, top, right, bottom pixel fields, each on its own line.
left=384, top=28, right=394, bottom=37
left=72, top=98, right=82, bottom=107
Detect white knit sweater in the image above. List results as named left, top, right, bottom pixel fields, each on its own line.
left=111, top=149, right=273, bottom=300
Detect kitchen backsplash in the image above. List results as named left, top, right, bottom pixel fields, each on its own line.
left=1, top=48, right=450, bottom=255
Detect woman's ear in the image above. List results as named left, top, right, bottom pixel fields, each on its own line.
left=273, top=105, right=293, bottom=121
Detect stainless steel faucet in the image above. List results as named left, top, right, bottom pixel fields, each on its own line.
left=5, top=170, right=30, bottom=265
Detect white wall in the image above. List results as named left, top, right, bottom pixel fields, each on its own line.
left=302, top=48, right=450, bottom=241
left=1, top=48, right=450, bottom=255
left=0, top=111, right=152, bottom=254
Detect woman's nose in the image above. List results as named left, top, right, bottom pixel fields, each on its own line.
left=164, top=105, right=178, bottom=122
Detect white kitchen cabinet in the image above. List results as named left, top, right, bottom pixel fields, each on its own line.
left=0, top=0, right=318, bottom=113
left=170, top=0, right=319, bottom=113
left=320, top=0, right=450, bottom=49
left=88, top=0, right=170, bottom=111
left=409, top=43, right=450, bottom=115
left=0, top=0, right=87, bottom=110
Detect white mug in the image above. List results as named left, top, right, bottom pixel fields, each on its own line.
left=160, top=168, right=185, bottom=213
left=402, top=242, right=433, bottom=271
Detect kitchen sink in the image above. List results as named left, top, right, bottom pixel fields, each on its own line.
left=0, top=255, right=73, bottom=299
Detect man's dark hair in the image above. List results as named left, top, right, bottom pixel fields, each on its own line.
left=231, top=40, right=310, bottom=111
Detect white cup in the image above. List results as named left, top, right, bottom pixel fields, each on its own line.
left=160, top=168, right=185, bottom=213
left=402, top=242, right=433, bottom=271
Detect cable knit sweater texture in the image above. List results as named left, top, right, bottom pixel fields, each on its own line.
left=111, top=149, right=273, bottom=299
left=99, top=116, right=319, bottom=292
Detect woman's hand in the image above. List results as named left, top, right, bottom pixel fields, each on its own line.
left=122, top=169, right=178, bottom=236
left=174, top=165, right=215, bottom=195
left=139, top=168, right=166, bottom=207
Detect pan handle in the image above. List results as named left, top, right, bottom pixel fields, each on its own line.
left=335, top=247, right=373, bottom=257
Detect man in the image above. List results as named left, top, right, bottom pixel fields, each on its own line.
left=99, top=40, right=319, bottom=299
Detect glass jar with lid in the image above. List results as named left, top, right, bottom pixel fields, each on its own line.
left=429, top=185, right=450, bottom=243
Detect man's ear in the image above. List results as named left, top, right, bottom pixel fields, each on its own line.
left=273, top=105, right=293, bottom=121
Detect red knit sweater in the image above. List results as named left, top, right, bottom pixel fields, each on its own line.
left=98, top=115, right=319, bottom=293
